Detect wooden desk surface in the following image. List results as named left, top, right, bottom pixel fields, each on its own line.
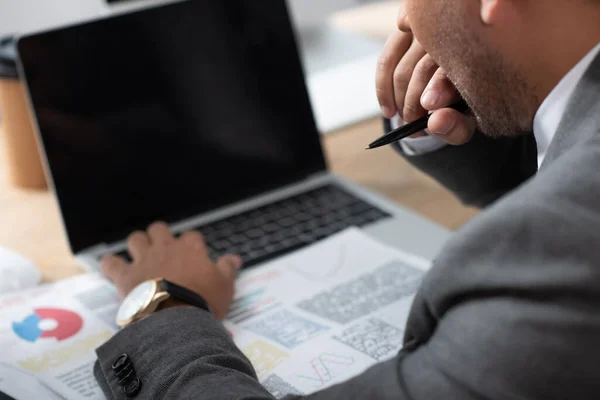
left=0, top=117, right=477, bottom=284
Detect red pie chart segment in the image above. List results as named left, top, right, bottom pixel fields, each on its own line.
left=36, top=308, right=84, bottom=341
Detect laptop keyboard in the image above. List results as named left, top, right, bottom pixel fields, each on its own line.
left=113, top=184, right=390, bottom=268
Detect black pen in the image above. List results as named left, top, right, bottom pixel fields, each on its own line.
left=366, top=100, right=470, bottom=150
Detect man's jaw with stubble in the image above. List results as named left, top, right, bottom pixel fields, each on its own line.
left=418, top=1, right=538, bottom=139
left=439, top=46, right=538, bottom=139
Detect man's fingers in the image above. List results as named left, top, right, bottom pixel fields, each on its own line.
left=403, top=54, right=438, bottom=123
left=147, top=221, right=173, bottom=245
left=376, top=31, right=413, bottom=118
left=421, top=68, right=460, bottom=111
left=127, top=231, right=151, bottom=261
left=428, top=108, right=476, bottom=145
left=393, top=42, right=427, bottom=121
left=180, top=230, right=208, bottom=254
left=216, top=254, right=243, bottom=281
left=397, top=11, right=411, bottom=33
left=100, top=255, right=128, bottom=291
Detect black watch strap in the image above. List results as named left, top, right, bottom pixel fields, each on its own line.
left=161, top=280, right=211, bottom=314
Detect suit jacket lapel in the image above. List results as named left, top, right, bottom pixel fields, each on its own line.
left=541, top=51, right=600, bottom=169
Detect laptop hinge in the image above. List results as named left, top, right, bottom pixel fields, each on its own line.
left=306, top=171, right=329, bottom=180
left=80, top=171, right=332, bottom=258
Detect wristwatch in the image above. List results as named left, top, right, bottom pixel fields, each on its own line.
left=115, top=278, right=211, bottom=328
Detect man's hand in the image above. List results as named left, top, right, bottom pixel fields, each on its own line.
left=100, top=221, right=242, bottom=320
left=375, top=13, right=476, bottom=144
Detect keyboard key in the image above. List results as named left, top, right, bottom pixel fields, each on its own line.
left=216, top=226, right=234, bottom=238
left=246, top=228, right=264, bottom=239
left=329, top=221, right=348, bottom=232
left=298, top=233, right=317, bottom=244
left=333, top=209, right=351, bottom=220
left=273, top=208, right=293, bottom=220
left=229, top=234, right=247, bottom=245
left=349, top=201, right=372, bottom=215
left=293, top=212, right=311, bottom=222
left=249, top=216, right=267, bottom=227
left=265, top=242, right=286, bottom=254
left=201, top=225, right=216, bottom=236
left=215, top=221, right=234, bottom=231
left=212, top=240, right=231, bottom=251
left=263, top=223, right=279, bottom=233
left=243, top=241, right=307, bottom=268
left=297, top=220, right=320, bottom=234
left=202, top=231, right=217, bottom=242
left=350, top=214, right=372, bottom=227
left=248, top=210, right=263, bottom=220
left=237, top=238, right=262, bottom=254
left=314, top=227, right=334, bottom=238
left=364, top=209, right=387, bottom=223
left=281, top=237, right=303, bottom=248
left=257, top=235, right=272, bottom=247
left=237, top=242, right=253, bottom=255
left=278, top=217, right=296, bottom=227
left=273, top=227, right=298, bottom=241
left=246, top=248, right=270, bottom=260
left=321, top=214, right=337, bottom=225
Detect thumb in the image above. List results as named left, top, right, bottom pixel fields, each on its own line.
left=421, top=67, right=457, bottom=111
left=216, top=254, right=243, bottom=280
left=427, top=108, right=476, bottom=145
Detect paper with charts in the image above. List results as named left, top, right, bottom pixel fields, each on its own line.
left=0, top=228, right=429, bottom=399
left=0, top=273, right=121, bottom=399
left=225, top=227, right=430, bottom=398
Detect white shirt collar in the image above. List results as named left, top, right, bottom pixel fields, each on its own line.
left=533, top=43, right=600, bottom=168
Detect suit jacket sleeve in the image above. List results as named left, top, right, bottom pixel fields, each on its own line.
left=386, top=119, right=538, bottom=208
left=94, top=307, right=415, bottom=400
left=93, top=308, right=461, bottom=400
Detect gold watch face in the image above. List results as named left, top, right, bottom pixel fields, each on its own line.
left=116, top=280, right=158, bottom=326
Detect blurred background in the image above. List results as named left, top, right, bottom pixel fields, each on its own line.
left=0, top=0, right=387, bottom=35
left=0, top=0, right=477, bottom=281
left=0, top=0, right=395, bottom=133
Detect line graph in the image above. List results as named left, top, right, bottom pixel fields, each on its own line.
left=296, top=353, right=355, bottom=388
left=289, top=244, right=348, bottom=281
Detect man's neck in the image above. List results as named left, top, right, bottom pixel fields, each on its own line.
left=528, top=7, right=600, bottom=105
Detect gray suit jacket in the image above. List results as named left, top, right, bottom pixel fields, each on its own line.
left=94, top=54, right=600, bottom=399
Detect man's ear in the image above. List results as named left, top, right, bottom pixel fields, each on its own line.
left=481, top=0, right=501, bottom=24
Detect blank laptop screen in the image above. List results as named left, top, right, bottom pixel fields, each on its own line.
left=18, top=0, right=326, bottom=253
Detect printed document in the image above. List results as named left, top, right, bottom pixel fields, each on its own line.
left=0, top=274, right=120, bottom=399
left=0, top=228, right=430, bottom=399
left=225, top=228, right=429, bottom=397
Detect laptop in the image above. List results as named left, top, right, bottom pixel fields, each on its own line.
left=17, top=0, right=446, bottom=271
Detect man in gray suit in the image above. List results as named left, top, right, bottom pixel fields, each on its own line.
left=95, top=0, right=600, bottom=398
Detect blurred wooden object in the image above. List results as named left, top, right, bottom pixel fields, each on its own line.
left=0, top=79, right=47, bottom=189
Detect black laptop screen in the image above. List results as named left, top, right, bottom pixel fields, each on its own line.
left=18, top=0, right=326, bottom=253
